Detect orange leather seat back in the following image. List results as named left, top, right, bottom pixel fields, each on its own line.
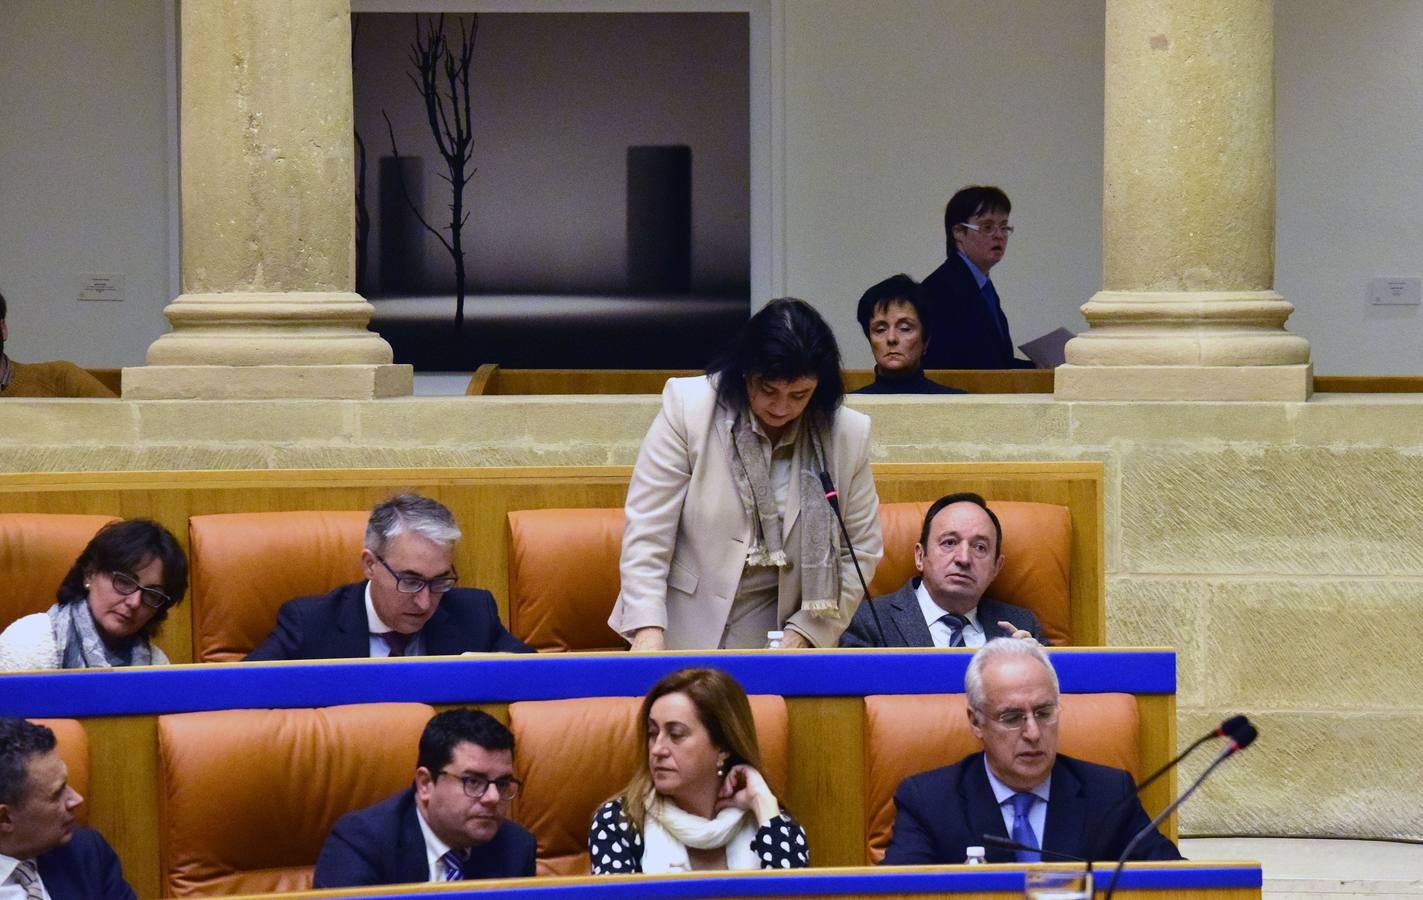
left=189, top=511, right=368, bottom=661
left=509, top=694, right=789, bottom=875
left=870, top=500, right=1073, bottom=645
left=30, top=718, right=90, bottom=827
left=0, top=514, right=119, bottom=624
left=507, top=509, right=626, bottom=652
left=157, top=702, right=434, bottom=897
left=862, top=692, right=1140, bottom=863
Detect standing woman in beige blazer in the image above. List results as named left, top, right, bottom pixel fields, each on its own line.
left=610, top=299, right=883, bottom=651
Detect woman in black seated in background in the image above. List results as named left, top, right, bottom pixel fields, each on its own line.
left=589, top=667, right=808, bottom=874
left=0, top=519, right=187, bottom=670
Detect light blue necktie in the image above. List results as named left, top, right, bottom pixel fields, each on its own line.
left=1011, top=792, right=1041, bottom=862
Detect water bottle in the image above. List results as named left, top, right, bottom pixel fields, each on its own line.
left=965, top=845, right=986, bottom=865
left=766, top=630, right=785, bottom=649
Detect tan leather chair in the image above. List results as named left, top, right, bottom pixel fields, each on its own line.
left=509, top=694, right=789, bottom=875
left=0, top=514, right=118, bottom=626
left=507, top=499, right=1072, bottom=650
left=188, top=511, right=368, bottom=661
left=869, top=500, right=1073, bottom=645
left=157, top=702, right=434, bottom=897
left=507, top=509, right=625, bottom=652
left=30, top=718, right=90, bottom=826
left=862, top=692, right=1140, bottom=863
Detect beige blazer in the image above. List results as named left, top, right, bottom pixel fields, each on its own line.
left=610, top=376, right=882, bottom=649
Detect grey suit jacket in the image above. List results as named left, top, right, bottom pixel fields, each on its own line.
left=838, top=578, right=1045, bottom=647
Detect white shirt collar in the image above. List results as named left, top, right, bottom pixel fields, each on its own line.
left=983, top=755, right=1052, bottom=805
left=913, top=578, right=982, bottom=638
left=414, top=800, right=458, bottom=883
left=364, top=580, right=391, bottom=634
left=0, top=853, right=46, bottom=899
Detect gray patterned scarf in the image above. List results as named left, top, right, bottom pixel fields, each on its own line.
left=48, top=599, right=165, bottom=668
left=727, top=413, right=839, bottom=615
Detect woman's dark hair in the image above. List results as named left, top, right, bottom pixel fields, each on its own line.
left=707, top=297, right=844, bottom=423
left=56, top=519, right=189, bottom=634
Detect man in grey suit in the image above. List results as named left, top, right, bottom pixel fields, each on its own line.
left=840, top=493, right=1044, bottom=647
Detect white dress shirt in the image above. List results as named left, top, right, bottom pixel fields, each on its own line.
left=0, top=854, right=51, bottom=900
left=984, top=757, right=1051, bottom=846
left=914, top=581, right=986, bottom=647
left=364, top=581, right=425, bottom=658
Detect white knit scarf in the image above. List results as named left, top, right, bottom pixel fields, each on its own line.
left=640, top=793, right=759, bottom=873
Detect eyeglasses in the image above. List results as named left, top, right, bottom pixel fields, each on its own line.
left=108, top=571, right=172, bottom=609
left=374, top=554, right=458, bottom=595
left=975, top=703, right=1059, bottom=730
left=960, top=222, right=1015, bottom=237
left=436, top=769, right=522, bottom=800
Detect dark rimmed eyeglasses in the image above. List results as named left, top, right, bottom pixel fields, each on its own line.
left=373, top=554, right=458, bottom=595
left=108, top=571, right=172, bottom=609
left=435, top=769, right=522, bottom=800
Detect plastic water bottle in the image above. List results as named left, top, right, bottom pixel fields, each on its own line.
left=766, top=630, right=785, bottom=649
left=965, top=845, right=986, bottom=865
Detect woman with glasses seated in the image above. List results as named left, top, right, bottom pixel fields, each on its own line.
left=0, top=519, right=187, bottom=670
left=589, top=667, right=808, bottom=874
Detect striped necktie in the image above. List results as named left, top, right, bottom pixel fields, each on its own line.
left=939, top=613, right=969, bottom=647
left=13, top=859, right=45, bottom=900
left=440, top=849, right=465, bottom=881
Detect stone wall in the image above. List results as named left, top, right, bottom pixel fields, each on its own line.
left=1, top=391, right=1419, bottom=839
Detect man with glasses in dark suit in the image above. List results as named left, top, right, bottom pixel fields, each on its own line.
left=314, top=709, right=536, bottom=886
left=882, top=640, right=1180, bottom=865
left=245, top=493, right=530, bottom=660
left=920, top=186, right=1036, bottom=370
left=0, top=718, right=135, bottom=899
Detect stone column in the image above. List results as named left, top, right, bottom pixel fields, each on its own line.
left=1055, top=0, right=1311, bottom=401
left=124, top=0, right=411, bottom=399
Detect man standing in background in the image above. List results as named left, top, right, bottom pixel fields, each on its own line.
left=920, top=186, right=1034, bottom=370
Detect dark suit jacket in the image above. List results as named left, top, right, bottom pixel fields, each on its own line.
left=244, top=582, right=532, bottom=661
left=36, top=827, right=136, bottom=900
left=839, top=579, right=1045, bottom=647
left=920, top=252, right=1033, bottom=370
left=313, top=788, right=537, bottom=888
left=884, top=752, right=1182, bottom=865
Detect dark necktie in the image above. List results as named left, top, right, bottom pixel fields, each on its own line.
left=440, top=849, right=464, bottom=881
left=1011, top=792, right=1041, bottom=862
left=382, top=631, right=411, bottom=657
left=982, top=278, right=1010, bottom=343
left=939, top=613, right=969, bottom=648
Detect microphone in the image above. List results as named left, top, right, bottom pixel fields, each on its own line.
left=980, top=834, right=1088, bottom=863
left=817, top=469, right=886, bottom=644
left=1134, top=715, right=1250, bottom=795
left=1103, top=723, right=1259, bottom=900
left=982, top=834, right=1094, bottom=894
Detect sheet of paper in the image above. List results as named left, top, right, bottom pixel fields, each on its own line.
left=1018, top=327, right=1076, bottom=369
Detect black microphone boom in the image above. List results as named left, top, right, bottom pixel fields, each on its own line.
left=1103, top=723, right=1259, bottom=900
left=818, top=469, right=887, bottom=644
left=1134, top=714, right=1250, bottom=795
